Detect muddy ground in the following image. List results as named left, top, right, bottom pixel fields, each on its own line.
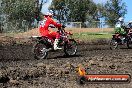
left=0, top=37, right=132, bottom=88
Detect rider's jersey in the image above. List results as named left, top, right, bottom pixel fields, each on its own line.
left=39, top=16, right=62, bottom=36
left=115, top=21, right=126, bottom=34
left=39, top=16, right=61, bottom=31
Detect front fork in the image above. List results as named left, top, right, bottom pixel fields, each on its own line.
left=58, top=38, right=69, bottom=46
left=113, top=35, right=126, bottom=44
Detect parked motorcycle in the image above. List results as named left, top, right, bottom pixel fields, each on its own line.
left=32, top=26, right=77, bottom=59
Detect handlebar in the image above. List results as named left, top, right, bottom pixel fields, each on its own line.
left=49, top=25, right=56, bottom=28
left=62, top=25, right=66, bottom=28
left=49, top=25, right=66, bottom=29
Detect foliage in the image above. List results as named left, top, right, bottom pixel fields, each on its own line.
left=35, top=0, right=47, bottom=21
left=49, top=0, right=99, bottom=27
left=49, top=0, right=127, bottom=28
left=102, top=0, right=127, bottom=27
left=1, top=0, right=35, bottom=22
left=49, top=0, right=66, bottom=23
left=0, top=0, right=46, bottom=33
left=68, top=0, right=98, bottom=22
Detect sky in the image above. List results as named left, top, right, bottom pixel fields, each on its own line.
left=41, top=0, right=132, bottom=22
left=41, top=0, right=52, bottom=14
left=123, top=0, right=132, bottom=22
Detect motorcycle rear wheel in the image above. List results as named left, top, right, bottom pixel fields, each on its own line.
left=33, top=42, right=48, bottom=59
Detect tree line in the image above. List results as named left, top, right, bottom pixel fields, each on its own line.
left=0, top=0, right=127, bottom=33
left=49, top=0, right=127, bottom=27
left=0, top=0, right=45, bottom=33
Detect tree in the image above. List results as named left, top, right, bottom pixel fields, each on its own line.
left=1, top=0, right=35, bottom=22
left=49, top=0, right=66, bottom=23
left=49, top=0, right=98, bottom=27
left=96, top=4, right=104, bottom=19
left=103, top=0, right=127, bottom=27
left=67, top=0, right=99, bottom=27
left=35, top=0, right=47, bottom=21
left=0, top=0, right=47, bottom=32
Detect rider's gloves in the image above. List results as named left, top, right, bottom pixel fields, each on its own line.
left=62, top=25, right=66, bottom=28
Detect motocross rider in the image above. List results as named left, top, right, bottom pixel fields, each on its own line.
left=127, top=21, right=132, bottom=34
left=39, top=12, right=62, bottom=50
left=127, top=21, right=132, bottom=29
left=115, top=17, right=126, bottom=35
left=114, top=17, right=127, bottom=44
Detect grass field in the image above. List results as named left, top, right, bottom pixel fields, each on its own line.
left=72, top=32, right=113, bottom=41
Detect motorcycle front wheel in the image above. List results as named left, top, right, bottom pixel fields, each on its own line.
left=127, top=37, right=132, bottom=49
left=33, top=42, right=48, bottom=59
left=110, top=39, right=118, bottom=50
left=64, top=39, right=77, bottom=56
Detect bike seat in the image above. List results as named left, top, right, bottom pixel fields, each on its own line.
left=31, top=36, right=48, bottom=40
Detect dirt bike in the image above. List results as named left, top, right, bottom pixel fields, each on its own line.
left=32, top=26, right=77, bottom=59
left=110, top=28, right=132, bottom=49
left=126, top=29, right=132, bottom=48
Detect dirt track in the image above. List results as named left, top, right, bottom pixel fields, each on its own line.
left=0, top=39, right=132, bottom=88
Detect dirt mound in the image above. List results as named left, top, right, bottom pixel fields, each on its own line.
left=13, top=28, right=40, bottom=38
left=0, top=35, right=34, bottom=46
left=12, top=28, right=114, bottom=38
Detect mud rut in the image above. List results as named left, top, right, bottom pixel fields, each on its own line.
left=0, top=42, right=132, bottom=88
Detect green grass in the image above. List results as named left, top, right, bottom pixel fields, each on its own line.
left=72, top=32, right=113, bottom=41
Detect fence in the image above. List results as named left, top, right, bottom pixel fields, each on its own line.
left=1, top=19, right=130, bottom=34
left=65, top=21, right=113, bottom=28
